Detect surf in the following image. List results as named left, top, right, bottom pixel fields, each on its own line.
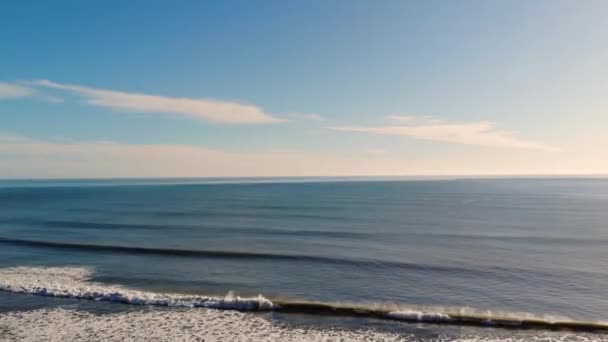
left=1, top=266, right=607, bottom=333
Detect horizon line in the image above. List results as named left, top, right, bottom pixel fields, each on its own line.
left=2, top=174, right=608, bottom=182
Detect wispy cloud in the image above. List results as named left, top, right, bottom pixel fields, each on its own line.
left=331, top=120, right=558, bottom=151
left=0, top=81, right=63, bottom=103
left=0, top=82, right=34, bottom=99
left=2, top=133, right=603, bottom=177
left=363, top=148, right=389, bottom=156
left=387, top=115, right=444, bottom=124
left=287, top=113, right=326, bottom=122
left=30, top=80, right=283, bottom=124
left=0, top=133, right=416, bottom=178
left=386, top=114, right=416, bottom=123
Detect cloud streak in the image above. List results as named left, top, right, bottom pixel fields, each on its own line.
left=30, top=80, right=283, bottom=124
left=0, top=82, right=34, bottom=99
left=2, top=133, right=604, bottom=178
left=0, top=134, right=415, bottom=178
left=287, top=113, right=326, bottom=121
left=0, top=82, right=64, bottom=103
left=331, top=120, right=558, bottom=151
left=386, top=115, right=416, bottom=123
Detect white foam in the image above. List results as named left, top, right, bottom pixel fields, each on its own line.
left=0, top=308, right=413, bottom=342
left=0, top=266, right=273, bottom=310
left=1, top=266, right=604, bottom=341
left=0, top=266, right=574, bottom=324
left=387, top=310, right=453, bottom=322
left=1, top=308, right=604, bottom=342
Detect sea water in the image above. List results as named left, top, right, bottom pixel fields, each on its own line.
left=1, top=177, right=607, bottom=341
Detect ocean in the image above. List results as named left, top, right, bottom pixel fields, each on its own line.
left=1, top=177, right=607, bottom=341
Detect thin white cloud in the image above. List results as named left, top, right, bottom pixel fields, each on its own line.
left=387, top=115, right=444, bottom=124
left=363, top=148, right=389, bottom=156
left=386, top=114, right=416, bottom=123
left=0, top=82, right=34, bottom=99
left=0, top=133, right=416, bottom=178
left=0, top=81, right=64, bottom=103
left=2, top=133, right=605, bottom=178
left=30, top=80, right=283, bottom=124
left=420, top=116, right=444, bottom=124
left=331, top=121, right=558, bottom=151
left=287, top=113, right=326, bottom=121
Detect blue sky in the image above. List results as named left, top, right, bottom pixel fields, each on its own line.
left=1, top=0, right=607, bottom=177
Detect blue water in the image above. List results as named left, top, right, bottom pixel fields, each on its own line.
left=1, top=177, right=608, bottom=339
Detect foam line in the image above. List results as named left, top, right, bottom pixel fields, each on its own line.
left=1, top=266, right=607, bottom=333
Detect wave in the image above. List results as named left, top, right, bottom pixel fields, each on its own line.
left=6, top=218, right=608, bottom=246
left=0, top=237, right=484, bottom=275
left=0, top=237, right=355, bottom=263
left=0, top=237, right=588, bottom=280
left=1, top=266, right=607, bottom=333
left=0, top=218, right=159, bottom=231
left=0, top=266, right=273, bottom=311
left=0, top=218, right=368, bottom=238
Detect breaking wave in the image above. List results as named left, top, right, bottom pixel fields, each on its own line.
left=1, top=266, right=608, bottom=333
left=0, top=266, right=272, bottom=311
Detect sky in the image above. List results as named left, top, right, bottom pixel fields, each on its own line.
left=1, top=0, right=607, bottom=178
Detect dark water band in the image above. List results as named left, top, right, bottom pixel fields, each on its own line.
left=0, top=237, right=485, bottom=275
left=274, top=302, right=608, bottom=332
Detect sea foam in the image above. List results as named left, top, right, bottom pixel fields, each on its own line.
left=1, top=308, right=606, bottom=342
left=0, top=308, right=412, bottom=342
left=1, top=266, right=607, bottom=334
left=0, top=266, right=273, bottom=310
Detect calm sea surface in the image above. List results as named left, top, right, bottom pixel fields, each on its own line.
left=1, top=177, right=607, bottom=340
